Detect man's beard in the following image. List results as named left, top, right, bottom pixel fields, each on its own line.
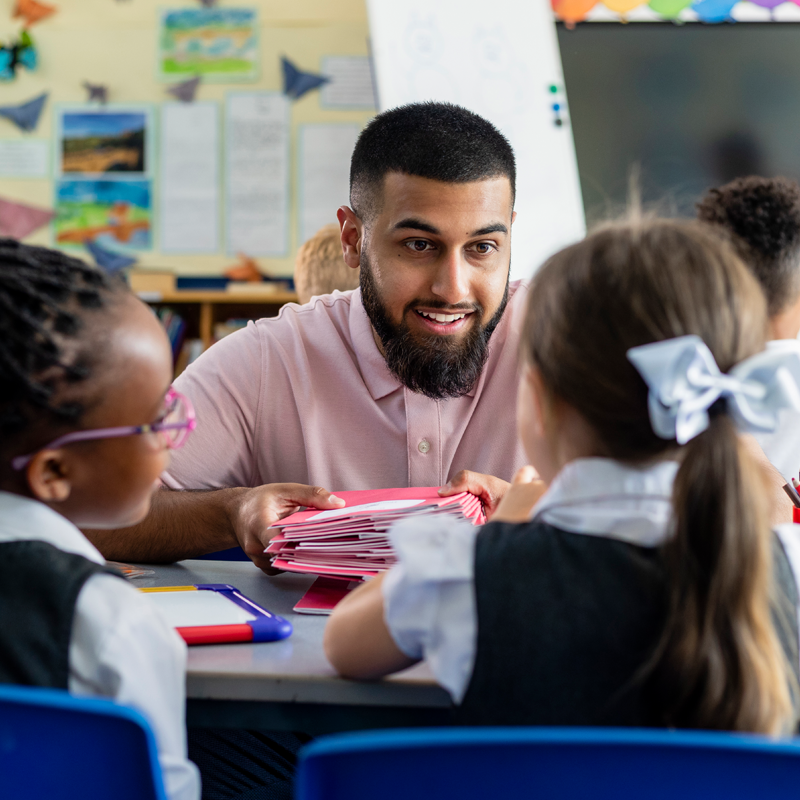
left=360, top=252, right=510, bottom=400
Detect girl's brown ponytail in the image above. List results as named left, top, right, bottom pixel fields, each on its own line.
left=652, top=412, right=793, bottom=733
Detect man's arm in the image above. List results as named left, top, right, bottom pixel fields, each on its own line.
left=84, top=483, right=345, bottom=572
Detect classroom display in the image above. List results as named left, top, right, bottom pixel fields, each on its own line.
left=0, top=0, right=376, bottom=278
left=556, top=0, right=800, bottom=22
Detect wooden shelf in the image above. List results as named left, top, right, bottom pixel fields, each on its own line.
left=140, top=289, right=299, bottom=359
left=138, top=290, right=298, bottom=304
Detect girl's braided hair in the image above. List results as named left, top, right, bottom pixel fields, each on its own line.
left=0, top=238, right=119, bottom=440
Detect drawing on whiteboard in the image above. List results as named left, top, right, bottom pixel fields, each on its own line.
left=403, top=14, right=459, bottom=102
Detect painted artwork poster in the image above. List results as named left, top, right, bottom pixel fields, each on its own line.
left=159, top=8, right=258, bottom=81
left=60, top=111, right=148, bottom=175
left=55, top=179, right=152, bottom=250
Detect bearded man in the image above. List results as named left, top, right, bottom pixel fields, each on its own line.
left=87, top=102, right=528, bottom=569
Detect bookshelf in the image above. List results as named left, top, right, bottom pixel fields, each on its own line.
left=136, top=289, right=299, bottom=375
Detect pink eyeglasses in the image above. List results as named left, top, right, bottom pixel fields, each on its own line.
left=11, top=387, right=196, bottom=471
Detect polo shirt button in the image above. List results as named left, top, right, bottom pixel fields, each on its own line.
left=418, top=439, right=431, bottom=454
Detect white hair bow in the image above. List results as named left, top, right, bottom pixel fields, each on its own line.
left=626, top=335, right=800, bottom=445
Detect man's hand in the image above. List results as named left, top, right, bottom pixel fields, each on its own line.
left=231, top=483, right=345, bottom=573
left=490, top=466, right=548, bottom=523
left=438, top=470, right=513, bottom=516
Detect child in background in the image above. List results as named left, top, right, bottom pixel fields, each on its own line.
left=294, top=223, right=359, bottom=305
left=697, top=176, right=800, bottom=340
left=0, top=240, right=199, bottom=799
left=325, top=218, right=800, bottom=734
left=698, top=176, right=800, bottom=500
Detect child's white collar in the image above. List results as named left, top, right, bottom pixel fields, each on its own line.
left=531, top=457, right=678, bottom=548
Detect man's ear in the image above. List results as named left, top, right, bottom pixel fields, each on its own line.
left=511, top=210, right=517, bottom=225
left=337, top=206, right=363, bottom=271
left=26, top=449, right=72, bottom=504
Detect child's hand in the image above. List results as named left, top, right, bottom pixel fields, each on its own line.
left=489, top=466, right=547, bottom=523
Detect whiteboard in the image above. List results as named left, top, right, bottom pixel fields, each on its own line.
left=366, top=0, right=586, bottom=281
left=143, top=589, right=256, bottom=628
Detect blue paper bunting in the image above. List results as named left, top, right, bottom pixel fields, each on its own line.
left=0, top=92, right=48, bottom=132
left=167, top=75, right=201, bottom=103
left=85, top=239, right=137, bottom=273
left=281, top=56, right=330, bottom=100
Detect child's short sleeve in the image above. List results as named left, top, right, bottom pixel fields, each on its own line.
left=381, top=516, right=479, bottom=703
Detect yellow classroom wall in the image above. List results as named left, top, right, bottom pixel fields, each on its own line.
left=0, top=0, right=373, bottom=276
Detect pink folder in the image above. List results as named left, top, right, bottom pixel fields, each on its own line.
left=269, top=487, right=485, bottom=580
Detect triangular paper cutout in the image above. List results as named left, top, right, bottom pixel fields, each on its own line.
left=167, top=75, right=201, bottom=103
left=0, top=197, right=53, bottom=239
left=281, top=56, right=330, bottom=100
left=13, top=0, right=57, bottom=27
left=85, top=239, right=137, bottom=273
left=0, top=92, right=47, bottom=132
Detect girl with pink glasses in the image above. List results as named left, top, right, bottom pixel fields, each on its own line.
left=0, top=240, right=199, bottom=800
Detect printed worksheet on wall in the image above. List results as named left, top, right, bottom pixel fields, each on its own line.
left=160, top=102, right=220, bottom=253
left=299, top=123, right=360, bottom=245
left=225, top=92, right=290, bottom=256
left=366, top=0, right=586, bottom=281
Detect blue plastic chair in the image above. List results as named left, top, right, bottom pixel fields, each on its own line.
left=0, top=684, right=167, bottom=800
left=296, top=726, right=800, bottom=800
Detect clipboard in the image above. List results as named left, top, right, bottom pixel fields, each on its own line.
left=140, top=583, right=292, bottom=645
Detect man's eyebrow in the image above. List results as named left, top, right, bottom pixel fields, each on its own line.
left=392, top=218, right=440, bottom=234
left=471, top=223, right=508, bottom=236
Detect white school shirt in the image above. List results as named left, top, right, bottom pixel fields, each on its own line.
left=0, top=492, right=200, bottom=800
left=751, top=339, right=800, bottom=482
left=382, top=457, right=800, bottom=703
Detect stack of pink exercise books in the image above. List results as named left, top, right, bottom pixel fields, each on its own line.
left=266, top=487, right=486, bottom=581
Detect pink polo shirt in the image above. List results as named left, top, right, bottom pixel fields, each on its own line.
left=162, top=282, right=528, bottom=493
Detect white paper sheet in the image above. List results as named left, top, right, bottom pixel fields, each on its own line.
left=321, top=56, right=377, bottom=109
left=225, top=92, right=290, bottom=256
left=160, top=102, right=220, bottom=252
left=143, top=589, right=256, bottom=628
left=299, top=123, right=359, bottom=245
left=366, top=0, right=586, bottom=281
left=0, top=140, right=48, bottom=178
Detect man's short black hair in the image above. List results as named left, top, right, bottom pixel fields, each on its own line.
left=697, top=176, right=800, bottom=316
left=350, top=102, right=516, bottom=221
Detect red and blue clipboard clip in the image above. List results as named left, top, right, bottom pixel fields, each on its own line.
left=142, top=583, right=293, bottom=646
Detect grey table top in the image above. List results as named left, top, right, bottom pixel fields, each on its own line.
left=136, top=560, right=450, bottom=712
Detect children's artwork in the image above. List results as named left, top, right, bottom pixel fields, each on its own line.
left=0, top=196, right=53, bottom=239
left=159, top=8, right=258, bottom=82
left=0, top=92, right=47, bottom=131
left=54, top=179, right=152, bottom=249
left=13, top=0, right=57, bottom=27
left=0, top=31, right=38, bottom=82
left=281, top=56, right=330, bottom=100
left=57, top=108, right=150, bottom=175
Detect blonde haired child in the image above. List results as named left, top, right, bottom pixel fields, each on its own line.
left=294, top=223, right=359, bottom=305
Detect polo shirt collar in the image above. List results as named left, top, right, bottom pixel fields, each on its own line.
left=0, top=490, right=106, bottom=565
left=348, top=289, right=483, bottom=401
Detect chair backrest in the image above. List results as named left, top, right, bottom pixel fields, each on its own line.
left=296, top=726, right=800, bottom=800
left=0, top=684, right=167, bottom=800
